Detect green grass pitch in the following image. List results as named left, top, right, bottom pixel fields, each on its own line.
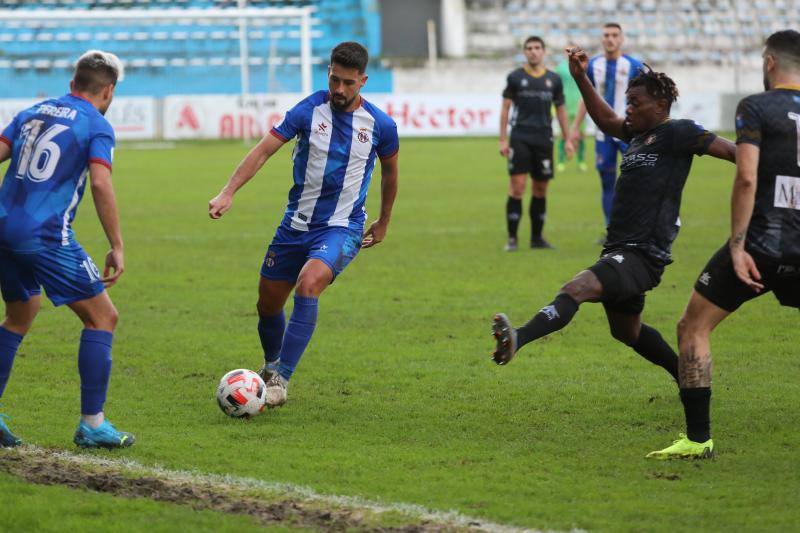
left=1, top=137, right=799, bottom=531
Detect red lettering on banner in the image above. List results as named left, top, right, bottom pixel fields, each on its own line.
left=430, top=108, right=443, bottom=128
left=220, top=115, right=234, bottom=137
left=220, top=114, right=267, bottom=139
left=177, top=105, right=199, bottom=130
left=459, top=109, right=475, bottom=128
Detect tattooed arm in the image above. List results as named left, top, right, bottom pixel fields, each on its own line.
left=729, top=142, right=763, bottom=292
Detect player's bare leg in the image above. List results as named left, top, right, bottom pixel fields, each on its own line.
left=68, top=291, right=119, bottom=332
left=648, top=291, right=729, bottom=459
left=2, top=296, right=41, bottom=336
left=492, top=270, right=601, bottom=364
left=676, top=290, right=729, bottom=388
left=530, top=179, right=552, bottom=249
left=256, top=278, right=294, bottom=382
left=505, top=173, right=527, bottom=251
left=266, top=259, right=334, bottom=406
left=606, top=309, right=679, bottom=382
left=0, top=296, right=41, bottom=447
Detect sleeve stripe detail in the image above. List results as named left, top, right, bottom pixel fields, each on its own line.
left=379, top=148, right=399, bottom=161
left=270, top=129, right=289, bottom=142
left=89, top=157, right=113, bottom=171
left=0, top=135, right=12, bottom=148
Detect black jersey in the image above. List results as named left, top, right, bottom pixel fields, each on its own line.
left=502, top=68, right=564, bottom=141
left=735, top=87, right=800, bottom=264
left=604, top=119, right=716, bottom=266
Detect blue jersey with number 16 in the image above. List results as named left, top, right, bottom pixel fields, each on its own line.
left=0, top=93, right=115, bottom=253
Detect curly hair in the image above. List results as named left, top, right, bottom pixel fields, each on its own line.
left=627, top=63, right=679, bottom=109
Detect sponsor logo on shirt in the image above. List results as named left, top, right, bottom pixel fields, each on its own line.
left=620, top=152, right=659, bottom=170
left=774, top=175, right=800, bottom=210
left=315, top=122, right=329, bottom=137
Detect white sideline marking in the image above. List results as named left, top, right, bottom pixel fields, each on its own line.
left=13, top=446, right=561, bottom=533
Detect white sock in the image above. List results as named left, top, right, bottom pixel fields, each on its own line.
left=81, top=412, right=105, bottom=429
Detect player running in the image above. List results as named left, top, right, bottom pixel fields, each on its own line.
left=209, top=42, right=399, bottom=407
left=570, top=23, right=643, bottom=235
left=500, top=36, right=572, bottom=251
left=648, top=30, right=800, bottom=460
left=0, top=51, right=133, bottom=449
left=490, top=47, right=736, bottom=385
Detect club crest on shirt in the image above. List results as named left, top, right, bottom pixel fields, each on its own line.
left=357, top=128, right=370, bottom=143
left=645, top=134, right=657, bottom=145
left=545, top=78, right=552, bottom=88
left=521, top=78, right=529, bottom=87
left=315, top=122, right=329, bottom=137
left=265, top=250, right=277, bottom=268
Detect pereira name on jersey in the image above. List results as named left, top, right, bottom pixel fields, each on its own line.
left=270, top=90, right=399, bottom=233
left=0, top=94, right=115, bottom=253
left=735, top=88, right=800, bottom=264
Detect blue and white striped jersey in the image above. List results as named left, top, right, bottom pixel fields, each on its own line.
left=270, top=90, right=399, bottom=233
left=587, top=54, right=644, bottom=141
left=0, top=94, right=115, bottom=253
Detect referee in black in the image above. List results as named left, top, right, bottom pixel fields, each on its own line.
left=499, top=36, right=572, bottom=251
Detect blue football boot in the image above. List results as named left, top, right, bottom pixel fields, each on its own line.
left=73, top=419, right=135, bottom=449
left=0, top=413, right=22, bottom=448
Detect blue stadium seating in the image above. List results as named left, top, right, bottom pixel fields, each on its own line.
left=0, top=0, right=393, bottom=97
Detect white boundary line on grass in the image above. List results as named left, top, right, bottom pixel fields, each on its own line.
left=16, top=446, right=564, bottom=533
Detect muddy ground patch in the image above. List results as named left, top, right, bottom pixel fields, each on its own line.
left=0, top=448, right=496, bottom=532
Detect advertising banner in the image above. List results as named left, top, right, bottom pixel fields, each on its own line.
left=0, top=97, right=157, bottom=140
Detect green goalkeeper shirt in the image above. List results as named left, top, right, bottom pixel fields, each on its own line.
left=555, top=59, right=582, bottom=117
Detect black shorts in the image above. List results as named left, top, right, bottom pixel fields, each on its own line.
left=694, top=243, right=800, bottom=312
left=588, top=248, right=665, bottom=315
left=508, top=133, right=554, bottom=180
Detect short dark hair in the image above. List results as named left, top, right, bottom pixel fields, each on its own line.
left=72, top=50, right=121, bottom=94
left=524, top=35, right=545, bottom=49
left=765, top=30, right=800, bottom=72
left=628, top=63, right=679, bottom=110
left=330, top=41, right=368, bottom=73
left=603, top=22, right=622, bottom=31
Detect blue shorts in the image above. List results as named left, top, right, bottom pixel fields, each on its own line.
left=260, top=225, right=362, bottom=283
left=595, top=137, right=629, bottom=172
left=0, top=241, right=105, bottom=306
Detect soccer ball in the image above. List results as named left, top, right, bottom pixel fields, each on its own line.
left=216, top=369, right=267, bottom=418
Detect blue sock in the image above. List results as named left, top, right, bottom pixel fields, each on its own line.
left=78, top=329, right=113, bottom=415
left=0, top=327, right=23, bottom=400
left=276, top=296, right=318, bottom=381
left=600, top=169, right=617, bottom=226
left=258, top=311, right=285, bottom=364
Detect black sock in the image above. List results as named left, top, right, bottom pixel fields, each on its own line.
left=679, top=387, right=711, bottom=443
left=631, top=324, right=679, bottom=382
left=516, top=293, right=579, bottom=349
left=506, top=197, right=522, bottom=239
left=530, top=197, right=546, bottom=239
